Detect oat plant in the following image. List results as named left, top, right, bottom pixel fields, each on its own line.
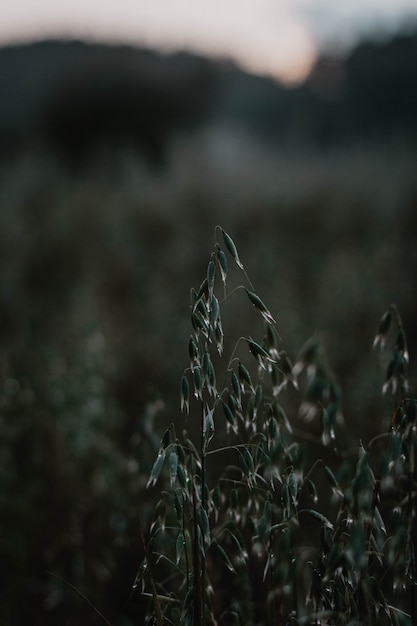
left=136, top=228, right=416, bottom=626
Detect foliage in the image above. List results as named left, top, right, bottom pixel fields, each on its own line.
left=139, top=229, right=416, bottom=626
left=2, top=29, right=417, bottom=164
left=0, top=133, right=416, bottom=625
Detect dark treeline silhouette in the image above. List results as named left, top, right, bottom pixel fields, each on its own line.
left=0, top=40, right=218, bottom=166
left=1, top=30, right=417, bottom=165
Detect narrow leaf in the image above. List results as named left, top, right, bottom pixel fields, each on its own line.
left=193, top=366, right=202, bottom=400
left=238, top=361, right=253, bottom=390
left=216, top=248, right=228, bottom=284
left=176, top=532, right=185, bottom=564
left=221, top=228, right=243, bottom=269
left=169, top=451, right=178, bottom=487
left=177, top=464, right=187, bottom=489
left=147, top=452, right=166, bottom=488
left=288, top=470, right=297, bottom=501
left=210, top=294, right=220, bottom=325
left=181, top=375, right=190, bottom=414
left=324, top=465, right=339, bottom=490
left=228, top=531, right=248, bottom=561
left=214, top=543, right=236, bottom=573
left=188, top=336, right=199, bottom=365
left=174, top=489, right=183, bottom=521
left=207, top=259, right=216, bottom=292
left=203, top=407, right=215, bottom=449
left=161, top=426, right=171, bottom=449
left=231, top=371, right=241, bottom=405
left=305, top=509, right=334, bottom=530
left=199, top=508, right=210, bottom=546
left=245, top=289, right=276, bottom=324
left=307, top=478, right=318, bottom=503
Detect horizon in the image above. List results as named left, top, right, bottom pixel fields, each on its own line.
left=1, top=1, right=417, bottom=84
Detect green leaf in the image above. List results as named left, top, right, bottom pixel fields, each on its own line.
left=214, top=320, right=224, bottom=356
left=272, top=403, right=292, bottom=434
left=174, top=489, right=183, bottom=521
left=264, top=498, right=271, bottom=527
left=245, top=289, right=276, bottom=324
left=324, top=465, right=339, bottom=491
left=230, top=488, right=239, bottom=510
left=231, top=371, right=241, bottom=405
left=238, top=361, right=253, bottom=390
left=150, top=498, right=166, bottom=531
left=263, top=551, right=275, bottom=582
left=254, top=382, right=263, bottom=408
left=210, top=294, right=220, bottom=325
left=239, top=452, right=249, bottom=478
left=228, top=393, right=238, bottom=416
left=214, top=542, right=236, bottom=573
left=191, top=309, right=209, bottom=335
left=188, top=336, right=199, bottom=365
left=203, top=407, right=215, bottom=450
left=196, top=277, right=209, bottom=301
left=256, top=440, right=268, bottom=466
left=373, top=506, right=387, bottom=537
left=212, top=485, right=221, bottom=509
left=293, top=337, right=320, bottom=374
left=183, top=435, right=199, bottom=460
left=199, top=507, right=210, bottom=546
left=223, top=403, right=237, bottom=433
left=244, top=448, right=255, bottom=474
left=181, top=375, right=190, bottom=414
left=147, top=452, right=166, bottom=488
left=256, top=512, right=269, bottom=541
left=176, top=532, right=185, bottom=565
left=228, top=530, right=248, bottom=561
left=247, top=339, right=272, bottom=368
left=306, top=478, right=318, bottom=503
left=169, top=451, right=178, bottom=487
left=288, top=470, right=297, bottom=501
left=405, top=398, right=417, bottom=425
left=395, top=327, right=406, bottom=352
left=265, top=324, right=276, bottom=349
left=345, top=521, right=367, bottom=569
left=193, top=366, right=202, bottom=400
left=132, top=556, right=147, bottom=591
left=267, top=416, right=278, bottom=440
left=373, top=309, right=392, bottom=349
left=216, top=247, right=228, bottom=284
left=180, top=587, right=194, bottom=623
left=282, top=483, right=290, bottom=517
left=201, top=351, right=210, bottom=379
left=305, top=509, right=334, bottom=530
left=221, top=228, right=243, bottom=269
left=207, top=360, right=216, bottom=396
left=177, top=464, right=187, bottom=490
left=207, top=259, right=216, bottom=294
left=161, top=425, right=171, bottom=449
left=240, top=451, right=256, bottom=488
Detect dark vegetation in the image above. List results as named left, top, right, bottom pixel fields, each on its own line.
left=1, top=30, right=417, bottom=163
left=140, top=229, right=416, bottom=625
left=0, top=27, right=416, bottom=625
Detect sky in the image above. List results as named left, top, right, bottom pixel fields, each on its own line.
left=1, top=1, right=417, bottom=84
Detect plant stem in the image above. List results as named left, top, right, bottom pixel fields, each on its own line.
left=408, top=441, right=416, bottom=625
left=200, top=397, right=207, bottom=625
left=192, top=482, right=202, bottom=626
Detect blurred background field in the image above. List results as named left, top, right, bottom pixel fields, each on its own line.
left=1, top=28, right=417, bottom=625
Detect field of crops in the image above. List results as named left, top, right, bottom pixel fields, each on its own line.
left=1, top=131, right=416, bottom=624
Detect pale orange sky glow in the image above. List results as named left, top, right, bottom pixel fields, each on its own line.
left=1, top=1, right=416, bottom=84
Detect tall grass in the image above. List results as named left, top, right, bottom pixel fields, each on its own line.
left=139, top=228, right=416, bottom=625
left=1, top=141, right=416, bottom=624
